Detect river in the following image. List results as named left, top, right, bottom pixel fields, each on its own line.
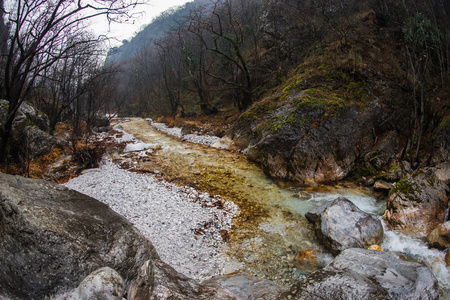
left=116, top=118, right=449, bottom=298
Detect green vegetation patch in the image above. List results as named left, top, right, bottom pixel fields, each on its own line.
left=389, top=178, right=423, bottom=203
left=237, top=98, right=277, bottom=124
left=259, top=88, right=348, bottom=134
left=293, top=88, right=345, bottom=115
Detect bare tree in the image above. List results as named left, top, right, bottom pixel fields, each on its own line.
left=32, top=34, right=100, bottom=134
left=0, top=0, right=147, bottom=161
left=188, top=0, right=259, bottom=111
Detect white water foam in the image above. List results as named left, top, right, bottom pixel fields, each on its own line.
left=381, top=226, right=450, bottom=299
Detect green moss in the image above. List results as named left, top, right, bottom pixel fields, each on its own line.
left=318, top=64, right=332, bottom=72
left=1, top=103, right=8, bottom=111
left=293, top=88, right=345, bottom=115
left=279, top=76, right=304, bottom=101
left=237, top=100, right=276, bottom=124
left=259, top=88, right=347, bottom=134
left=389, top=179, right=423, bottom=203
left=266, top=114, right=298, bottom=134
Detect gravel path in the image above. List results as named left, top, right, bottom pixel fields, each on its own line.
left=64, top=151, right=239, bottom=282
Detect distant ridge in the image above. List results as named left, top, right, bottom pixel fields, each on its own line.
left=105, top=0, right=212, bottom=66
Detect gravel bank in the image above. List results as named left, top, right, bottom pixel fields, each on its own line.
left=64, top=158, right=239, bottom=282
left=148, top=119, right=221, bottom=146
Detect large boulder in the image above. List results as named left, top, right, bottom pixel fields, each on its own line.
left=0, top=100, right=49, bottom=134
left=24, top=125, right=57, bottom=159
left=383, top=175, right=448, bottom=236
left=226, top=85, right=406, bottom=184
left=0, top=172, right=159, bottom=299
left=0, top=100, right=54, bottom=159
left=305, top=197, right=383, bottom=255
left=279, top=248, right=439, bottom=300
left=127, top=259, right=236, bottom=300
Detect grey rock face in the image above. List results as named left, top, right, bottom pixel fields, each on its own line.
left=24, top=125, right=56, bottom=159
left=202, top=272, right=284, bottom=300
left=280, top=248, right=439, bottom=300
left=305, top=197, right=383, bottom=255
left=0, top=172, right=158, bottom=299
left=364, top=130, right=399, bottom=170
left=0, top=100, right=54, bottom=159
left=127, top=259, right=236, bottom=300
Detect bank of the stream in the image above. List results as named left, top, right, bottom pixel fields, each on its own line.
left=107, top=118, right=449, bottom=297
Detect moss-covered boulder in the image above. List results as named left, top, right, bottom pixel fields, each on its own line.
left=383, top=175, right=449, bottom=236
left=224, top=83, right=406, bottom=185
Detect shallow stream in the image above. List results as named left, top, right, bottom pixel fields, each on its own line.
left=117, top=118, right=449, bottom=298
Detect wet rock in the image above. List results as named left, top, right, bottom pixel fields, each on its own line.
left=383, top=176, right=448, bottom=236
left=427, top=222, right=450, bottom=250
left=63, top=267, right=125, bottom=300
left=127, top=259, right=236, bottom=300
left=280, top=248, right=439, bottom=300
left=0, top=172, right=158, bottom=299
left=202, top=271, right=283, bottom=300
left=292, top=250, right=329, bottom=274
left=305, top=197, right=384, bottom=255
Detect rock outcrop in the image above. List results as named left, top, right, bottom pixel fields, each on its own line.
left=0, top=172, right=159, bottom=299
left=0, top=100, right=55, bottom=160
left=280, top=248, right=439, bottom=300
left=383, top=175, right=449, bottom=236
left=222, top=86, right=407, bottom=185
left=305, top=197, right=384, bottom=255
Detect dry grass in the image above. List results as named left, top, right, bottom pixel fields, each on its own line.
left=27, top=147, right=63, bottom=179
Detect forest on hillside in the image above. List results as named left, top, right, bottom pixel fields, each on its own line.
left=0, top=0, right=449, bottom=173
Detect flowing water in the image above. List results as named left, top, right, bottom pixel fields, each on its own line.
left=116, top=118, right=449, bottom=297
